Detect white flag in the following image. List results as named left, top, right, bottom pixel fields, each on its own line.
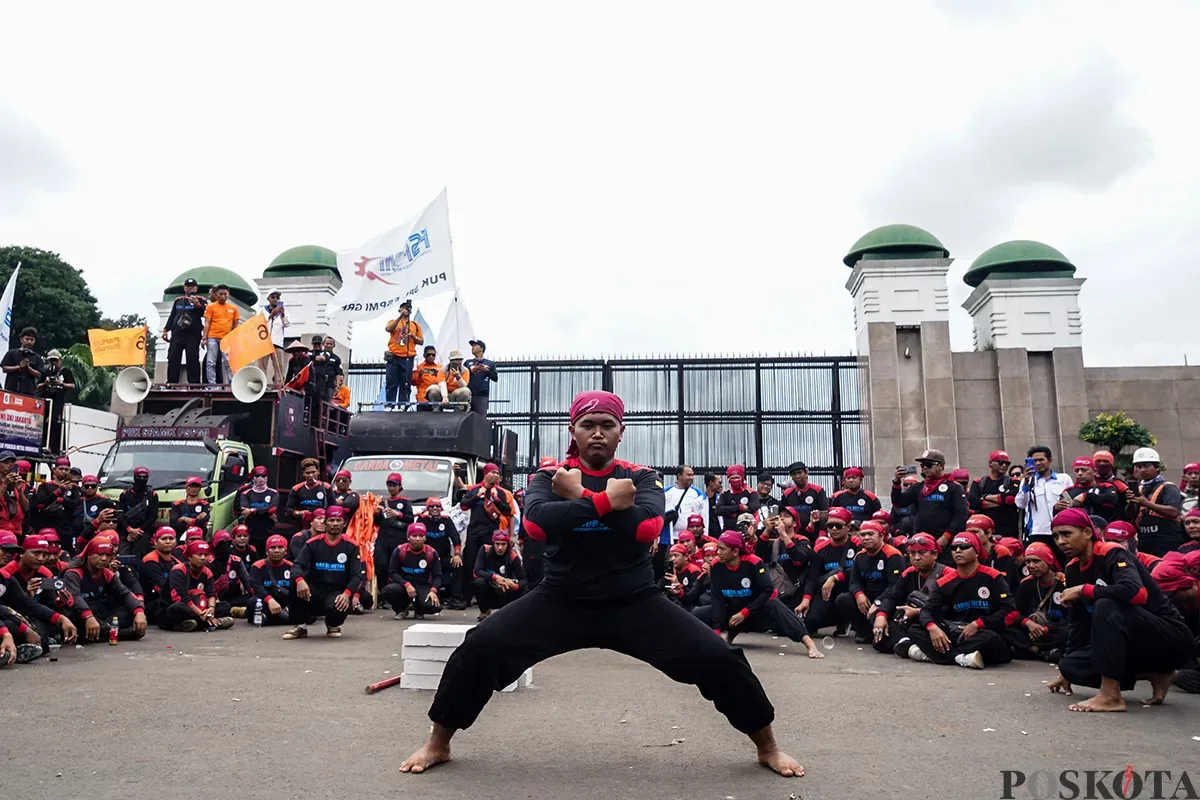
left=0, top=263, right=20, bottom=353
left=330, top=189, right=456, bottom=320
left=413, top=306, right=438, bottom=359
left=437, top=294, right=476, bottom=356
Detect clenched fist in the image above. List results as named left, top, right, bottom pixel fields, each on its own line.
left=552, top=468, right=584, bottom=500
left=605, top=478, right=636, bottom=511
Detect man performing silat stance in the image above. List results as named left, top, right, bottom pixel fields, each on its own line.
left=400, top=390, right=804, bottom=778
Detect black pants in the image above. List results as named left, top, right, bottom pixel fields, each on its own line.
left=460, top=533, right=489, bottom=606
left=521, top=536, right=545, bottom=589
left=68, top=601, right=144, bottom=643
left=428, top=587, right=774, bottom=734
left=167, top=332, right=203, bottom=385
left=873, top=618, right=917, bottom=654
left=385, top=357, right=414, bottom=405
left=159, top=602, right=230, bottom=630
left=1057, top=599, right=1195, bottom=690
left=288, top=587, right=349, bottom=628
left=834, top=591, right=881, bottom=638
left=908, top=625, right=1013, bottom=666
left=382, top=583, right=441, bottom=616
left=1003, top=620, right=1069, bottom=659
left=801, top=592, right=847, bottom=633
left=474, top=578, right=523, bottom=613
left=246, top=598, right=290, bottom=626
left=651, top=541, right=668, bottom=583
left=469, top=394, right=489, bottom=416
left=693, top=598, right=810, bottom=642
left=374, top=534, right=404, bottom=593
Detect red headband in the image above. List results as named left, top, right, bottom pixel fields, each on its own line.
left=1072, top=457, right=1094, bottom=469
left=1024, top=541, right=1059, bottom=571
left=1102, top=520, right=1137, bottom=541
left=668, top=543, right=689, bottom=556
left=827, top=507, right=853, bottom=524
left=843, top=467, right=864, bottom=479
left=408, top=522, right=427, bottom=537
left=859, top=520, right=884, bottom=535
left=965, top=514, right=994, bottom=532
left=83, top=538, right=114, bottom=556
left=266, top=535, right=288, bottom=549
left=950, top=532, right=982, bottom=553
left=566, top=391, right=624, bottom=457
left=1152, top=552, right=1199, bottom=593
left=1051, top=507, right=1096, bottom=535
left=907, top=533, right=940, bottom=554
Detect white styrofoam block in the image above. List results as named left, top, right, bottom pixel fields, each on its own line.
left=401, top=644, right=459, bottom=662
left=402, top=623, right=475, bottom=647
left=400, top=672, right=443, bottom=690
left=501, top=668, right=534, bottom=692
left=403, top=659, right=446, bottom=676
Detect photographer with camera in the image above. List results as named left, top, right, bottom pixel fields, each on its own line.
left=36, top=349, right=75, bottom=454
left=259, top=290, right=289, bottom=385
left=1, top=327, right=44, bottom=396
left=0, top=451, right=28, bottom=537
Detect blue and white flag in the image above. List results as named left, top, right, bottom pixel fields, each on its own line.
left=0, top=263, right=20, bottom=353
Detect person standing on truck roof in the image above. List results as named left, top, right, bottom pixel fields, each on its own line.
left=374, top=473, right=415, bottom=594
left=412, top=346, right=449, bottom=407
left=169, top=476, right=211, bottom=539
left=235, top=465, right=279, bottom=556
left=1, top=326, right=44, bottom=396
left=163, top=277, right=207, bottom=385
left=287, top=458, right=330, bottom=528
left=384, top=299, right=423, bottom=409
left=462, top=339, right=497, bottom=417
left=458, top=463, right=512, bottom=609
left=312, top=336, right=342, bottom=404
left=330, top=471, right=360, bottom=520
left=37, top=349, right=75, bottom=455
left=202, top=284, right=240, bottom=385
left=115, top=466, right=158, bottom=567
left=284, top=340, right=311, bottom=385
left=259, top=291, right=289, bottom=386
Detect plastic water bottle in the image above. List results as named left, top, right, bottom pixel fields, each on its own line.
left=253, top=598, right=264, bottom=628
left=109, top=616, right=119, bottom=645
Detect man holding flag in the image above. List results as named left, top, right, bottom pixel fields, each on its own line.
left=220, top=309, right=276, bottom=385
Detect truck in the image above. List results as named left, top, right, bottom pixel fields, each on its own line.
left=339, top=409, right=517, bottom=516
left=96, top=385, right=347, bottom=532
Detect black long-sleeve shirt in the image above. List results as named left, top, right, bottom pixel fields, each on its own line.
left=473, top=544, right=524, bottom=587
left=872, top=563, right=952, bottom=620
left=768, top=536, right=812, bottom=585
left=831, top=489, right=882, bottom=521
left=847, top=544, right=906, bottom=602
left=708, top=554, right=774, bottom=630
left=210, top=555, right=251, bottom=600
left=1007, top=574, right=1068, bottom=628
left=330, top=489, right=361, bottom=519
left=919, top=565, right=1014, bottom=632
left=1061, top=482, right=1126, bottom=527
left=416, top=514, right=460, bottom=559
left=248, top=558, right=294, bottom=606
left=62, top=565, right=143, bottom=618
left=170, top=497, right=212, bottom=537
left=660, top=561, right=705, bottom=606
left=167, top=563, right=216, bottom=614
left=139, top=551, right=179, bottom=607
left=374, top=495, right=414, bottom=542
left=115, top=486, right=159, bottom=563
left=30, top=481, right=83, bottom=543
left=460, top=484, right=511, bottom=539
left=293, top=535, right=363, bottom=595
left=891, top=480, right=969, bottom=542
left=802, top=536, right=860, bottom=601
left=286, top=481, right=331, bottom=523
left=234, top=487, right=278, bottom=542
left=164, top=293, right=207, bottom=336
left=967, top=475, right=1020, bottom=538
left=523, top=458, right=665, bottom=603
left=0, top=570, right=66, bottom=627
left=714, top=489, right=758, bottom=531
left=390, top=543, right=443, bottom=589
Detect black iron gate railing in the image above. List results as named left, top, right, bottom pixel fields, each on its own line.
left=348, top=355, right=867, bottom=492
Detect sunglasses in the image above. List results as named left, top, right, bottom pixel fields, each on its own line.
left=826, top=522, right=846, bottom=529
left=950, top=544, right=975, bottom=552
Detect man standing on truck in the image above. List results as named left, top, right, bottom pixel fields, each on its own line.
left=462, top=339, right=497, bottom=416
left=235, top=466, right=279, bottom=556
left=458, top=463, right=511, bottom=609
left=312, top=336, right=343, bottom=404
left=116, top=466, right=159, bottom=567
left=384, top=299, right=424, bottom=409
left=162, top=277, right=207, bottom=385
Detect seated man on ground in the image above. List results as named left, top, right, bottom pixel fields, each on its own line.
left=1048, top=507, right=1194, bottom=711
left=1004, top=541, right=1068, bottom=662
left=62, top=537, right=148, bottom=643
left=162, top=540, right=235, bottom=632
left=209, top=529, right=253, bottom=619
left=473, top=530, right=525, bottom=621
left=1148, top=551, right=1200, bottom=693
left=836, top=520, right=905, bottom=644
left=139, top=527, right=180, bottom=624
left=871, top=533, right=951, bottom=656
left=964, top=514, right=1019, bottom=587
left=1182, top=508, right=1200, bottom=553
left=794, top=507, right=859, bottom=634
left=906, top=531, right=1015, bottom=669
left=383, top=522, right=443, bottom=620
left=247, top=535, right=293, bottom=626
left=661, top=543, right=706, bottom=611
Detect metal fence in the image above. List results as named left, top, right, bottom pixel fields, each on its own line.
left=348, top=355, right=868, bottom=492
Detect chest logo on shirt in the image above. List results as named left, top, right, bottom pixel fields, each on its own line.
left=876, top=559, right=884, bottom=570
left=1095, top=579, right=1107, bottom=587
left=740, top=498, right=748, bottom=506
left=682, top=577, right=690, bottom=586
left=499, top=566, right=507, bottom=575
left=857, top=498, right=866, bottom=506
left=1022, top=566, right=1029, bottom=576
left=805, top=496, right=814, bottom=505
left=229, top=570, right=238, bottom=580
left=938, top=484, right=948, bottom=493
left=418, top=559, right=427, bottom=569
left=283, top=570, right=291, bottom=579
left=336, top=553, right=348, bottom=564
left=978, top=586, right=990, bottom=599
left=846, top=548, right=854, bottom=559
left=0, top=584, right=5, bottom=598
left=90, top=505, right=98, bottom=514
left=317, top=491, right=325, bottom=500
left=265, top=495, right=274, bottom=504
left=195, top=505, right=203, bottom=513
left=1052, top=592, right=1063, bottom=605
left=740, top=577, right=751, bottom=588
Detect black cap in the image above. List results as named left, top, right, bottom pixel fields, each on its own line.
left=311, top=335, right=324, bottom=345
left=758, top=474, right=775, bottom=484
left=0, top=450, right=14, bottom=463
left=183, top=277, right=198, bottom=286
left=786, top=461, right=808, bottom=474
left=469, top=339, right=486, bottom=351
left=399, top=299, right=413, bottom=309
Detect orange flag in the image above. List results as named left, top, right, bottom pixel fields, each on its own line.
left=220, top=313, right=275, bottom=373
left=88, top=326, right=147, bottom=366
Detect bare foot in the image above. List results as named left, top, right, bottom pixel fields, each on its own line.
left=1069, top=694, right=1126, bottom=713
left=758, top=747, right=805, bottom=778
left=807, top=646, right=825, bottom=659
left=1143, top=672, right=1176, bottom=706
left=1048, top=675, right=1073, bottom=696
left=399, top=741, right=452, bottom=774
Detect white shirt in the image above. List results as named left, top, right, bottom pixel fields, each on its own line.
left=663, top=484, right=709, bottom=541
left=1014, top=470, right=1072, bottom=539
left=264, top=304, right=289, bottom=347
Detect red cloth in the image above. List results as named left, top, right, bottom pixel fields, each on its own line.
left=566, top=391, right=625, bottom=456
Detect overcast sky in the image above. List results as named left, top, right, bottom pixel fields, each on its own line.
left=2, top=1, right=1196, bottom=366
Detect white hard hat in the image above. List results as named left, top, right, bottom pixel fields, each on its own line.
left=1132, top=447, right=1161, bottom=465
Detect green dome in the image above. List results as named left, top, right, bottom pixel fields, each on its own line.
left=163, top=267, right=258, bottom=307
left=263, top=245, right=341, bottom=279
left=844, top=224, right=949, bottom=267
left=963, top=240, right=1076, bottom=287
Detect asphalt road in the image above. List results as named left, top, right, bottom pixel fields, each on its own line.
left=3, top=609, right=1198, bottom=800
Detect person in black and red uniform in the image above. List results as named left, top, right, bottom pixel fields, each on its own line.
left=714, top=464, right=758, bottom=532
left=793, top=507, right=859, bottom=634
left=661, top=543, right=706, bottom=611
left=831, top=467, right=881, bottom=523
left=62, top=537, right=148, bottom=643
left=1048, top=507, right=1194, bottom=711
left=29, top=458, right=83, bottom=557
left=891, top=450, right=969, bottom=554
left=780, top=462, right=828, bottom=541
left=870, top=533, right=951, bottom=655
left=472, top=530, right=524, bottom=620
left=382, top=521, right=443, bottom=620
left=835, top=520, right=905, bottom=644
left=230, top=524, right=257, bottom=563
left=235, top=466, right=279, bottom=557
left=162, top=540, right=235, bottom=632
left=330, top=470, right=361, bottom=520
left=0, top=532, right=78, bottom=647
left=458, top=463, right=510, bottom=608
left=289, top=509, right=324, bottom=561
left=139, top=527, right=180, bottom=623
left=963, top=514, right=1019, bottom=585
left=169, top=476, right=211, bottom=538
left=374, top=472, right=414, bottom=598
left=286, top=458, right=331, bottom=529
left=1003, top=541, right=1068, bottom=662
left=768, top=508, right=813, bottom=603
left=284, top=505, right=362, bottom=640
left=967, top=450, right=1020, bottom=539
left=209, top=529, right=253, bottom=618
left=1056, top=457, right=1126, bottom=527
left=400, top=390, right=807, bottom=779
left=247, top=535, right=292, bottom=626
left=904, top=531, right=1015, bottom=669
left=417, top=497, right=461, bottom=591
left=1091, top=451, right=1129, bottom=497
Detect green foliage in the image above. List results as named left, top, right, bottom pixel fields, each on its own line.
left=0, top=247, right=102, bottom=353
left=62, top=342, right=116, bottom=411
left=1078, top=411, right=1157, bottom=476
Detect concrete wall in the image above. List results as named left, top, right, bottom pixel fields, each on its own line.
left=1085, top=366, right=1200, bottom=469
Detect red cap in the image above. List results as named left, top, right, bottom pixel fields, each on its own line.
left=965, top=514, right=994, bottom=532
left=212, top=529, right=232, bottom=546
left=491, top=530, right=510, bottom=543
left=677, top=531, right=695, bottom=544
left=482, top=463, right=500, bottom=476
left=408, top=522, right=427, bottom=538
left=988, top=450, right=1011, bottom=463
left=949, top=469, right=970, bottom=483
left=83, top=539, right=115, bottom=556
left=0, top=531, right=21, bottom=549
left=1102, top=520, right=1137, bottom=541
left=15, top=460, right=30, bottom=473
left=859, top=520, right=884, bottom=535
left=827, top=507, right=853, bottom=524
left=39, top=531, right=60, bottom=552
left=1072, top=457, right=1094, bottom=469
left=23, top=536, right=51, bottom=552
left=950, top=532, right=982, bottom=553
left=182, top=476, right=201, bottom=487
left=668, top=543, right=689, bottom=556
left=702, top=542, right=719, bottom=556
left=1092, top=450, right=1115, bottom=465
left=334, top=470, right=352, bottom=480
left=717, top=531, right=746, bottom=553
left=1184, top=463, right=1200, bottom=475
left=997, top=536, right=1025, bottom=557
left=326, top=505, right=347, bottom=520
left=386, top=472, right=403, bottom=485
left=55, top=457, right=72, bottom=467
left=183, top=526, right=204, bottom=542
left=185, top=540, right=211, bottom=558
left=842, top=467, right=864, bottom=479
left=871, top=510, right=892, bottom=523
left=266, top=535, right=288, bottom=550
left=132, top=466, right=149, bottom=477
left=891, top=535, right=909, bottom=549
left=425, top=497, right=443, bottom=508
left=251, top=465, right=268, bottom=477
left=152, top=526, right=176, bottom=542
left=1024, top=541, right=1059, bottom=570
left=311, top=508, right=327, bottom=519
left=538, top=456, right=558, bottom=468
left=82, top=474, right=98, bottom=484
left=232, top=524, right=249, bottom=537
left=686, top=514, right=704, bottom=528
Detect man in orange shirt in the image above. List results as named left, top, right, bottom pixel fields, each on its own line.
left=331, top=374, right=351, bottom=409
left=202, top=284, right=241, bottom=385
left=384, top=300, right=423, bottom=409
left=412, top=346, right=449, bottom=407
left=443, top=350, right=474, bottom=405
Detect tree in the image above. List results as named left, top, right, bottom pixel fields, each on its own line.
left=0, top=247, right=102, bottom=353
left=99, top=313, right=157, bottom=367
left=61, top=342, right=116, bottom=411
left=1078, top=411, right=1157, bottom=478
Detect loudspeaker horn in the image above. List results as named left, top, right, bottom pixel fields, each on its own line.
left=115, top=366, right=151, bottom=404
left=231, top=365, right=268, bottom=404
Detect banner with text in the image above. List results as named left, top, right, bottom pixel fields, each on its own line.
left=0, top=391, right=46, bottom=454
left=329, top=189, right=456, bottom=321
left=88, top=326, right=147, bottom=367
